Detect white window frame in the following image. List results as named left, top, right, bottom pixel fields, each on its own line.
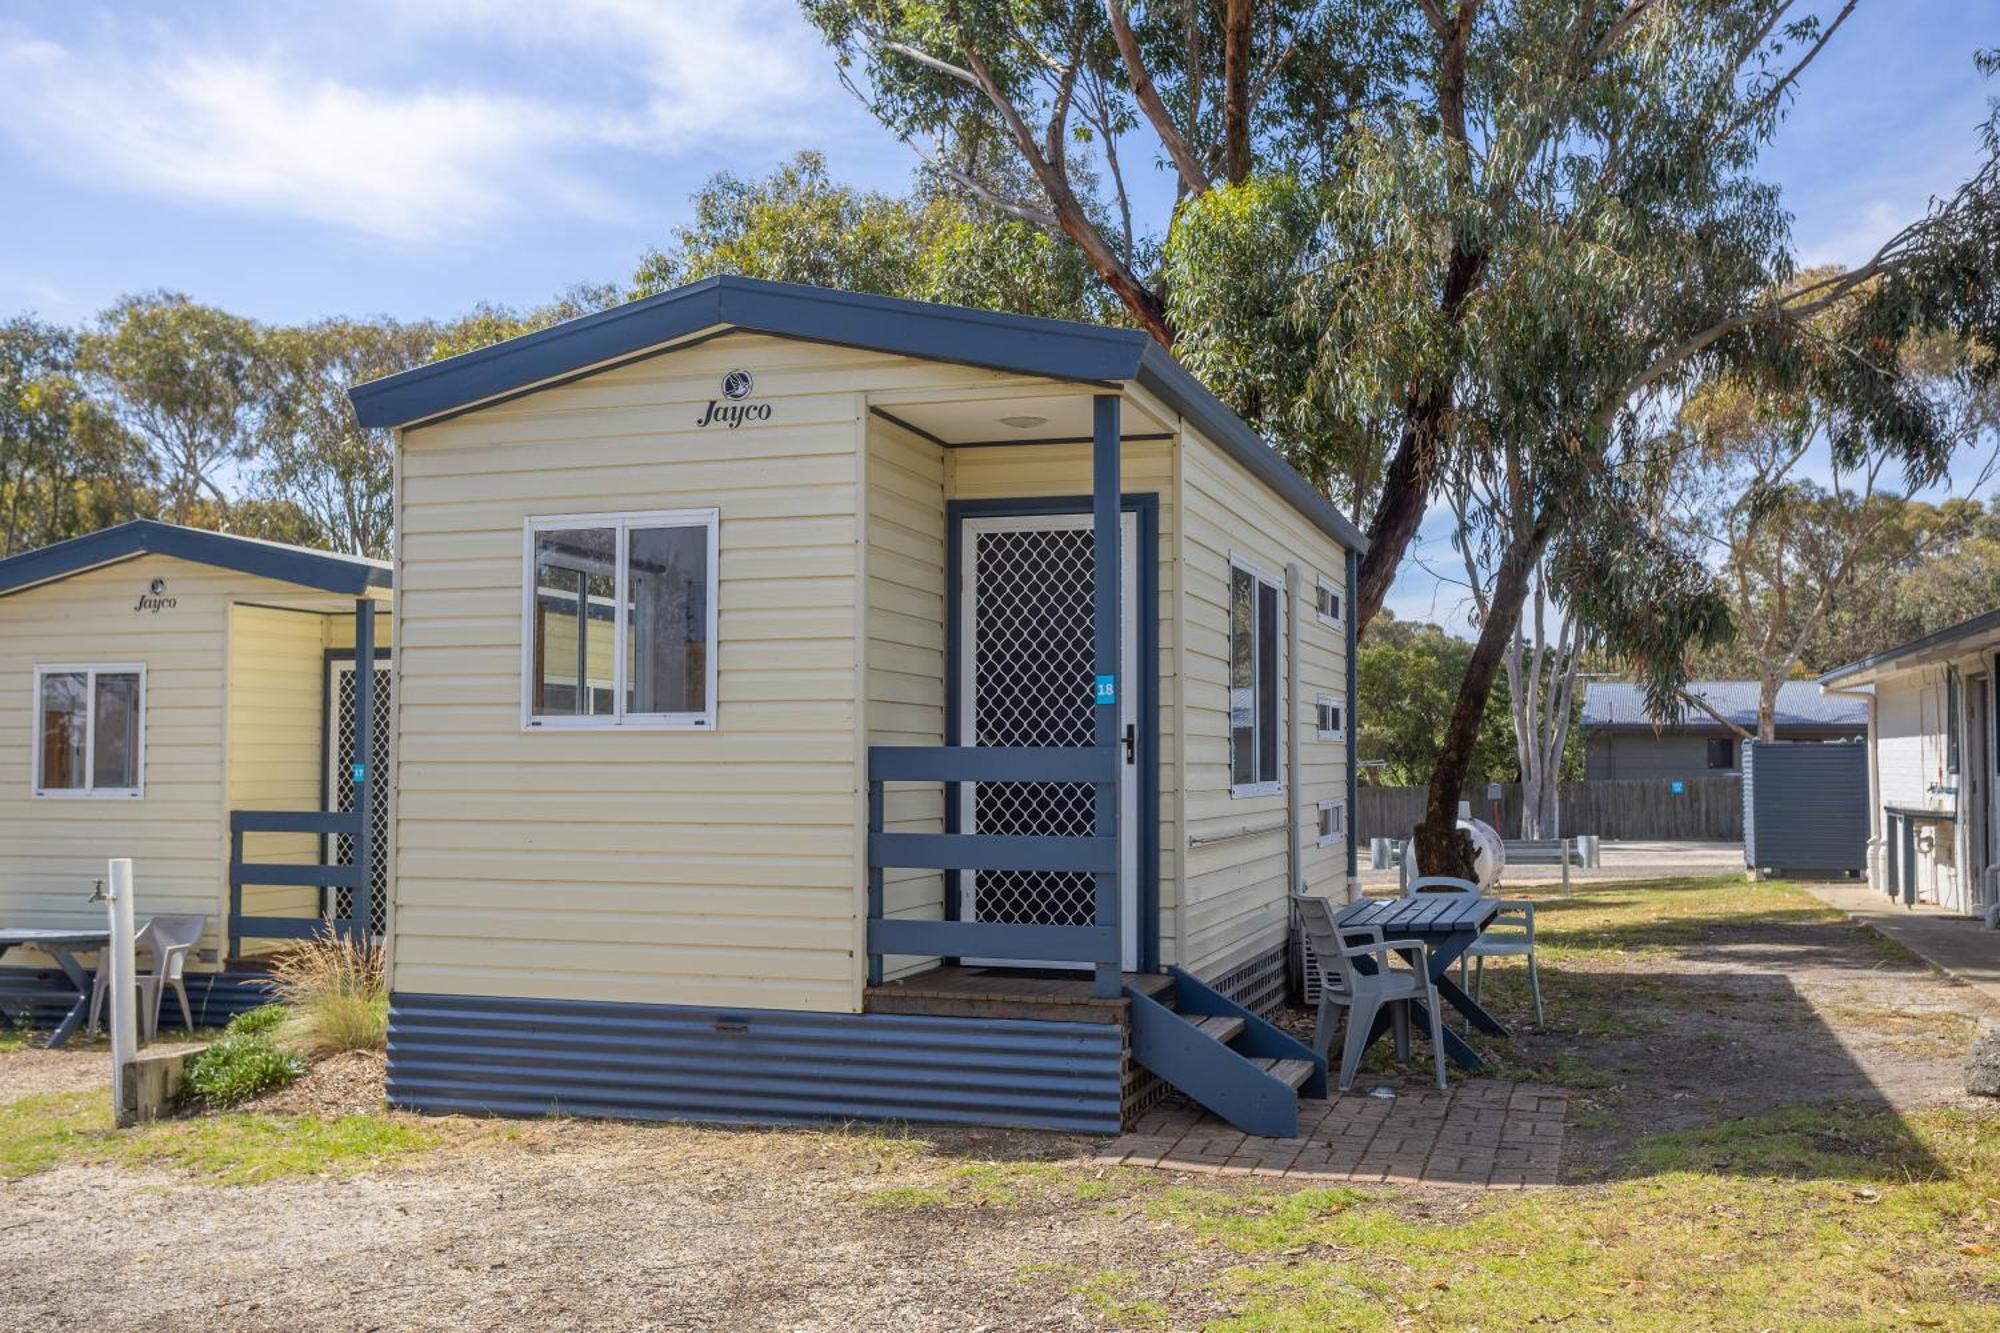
left=1229, top=554, right=1285, bottom=798
left=1316, top=796, right=1347, bottom=848
left=1314, top=575, right=1344, bottom=631
left=1316, top=694, right=1345, bottom=742
left=31, top=662, right=147, bottom=799
left=521, top=509, right=720, bottom=731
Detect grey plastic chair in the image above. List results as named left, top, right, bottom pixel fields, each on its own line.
left=1402, top=874, right=1542, bottom=1025
left=90, top=914, right=208, bottom=1041
left=1294, top=893, right=1447, bottom=1092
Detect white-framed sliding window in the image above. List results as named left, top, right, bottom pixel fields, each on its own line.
left=1315, top=694, right=1345, bottom=742
left=522, top=509, right=719, bottom=730
left=32, top=663, right=146, bottom=799
left=1229, top=555, right=1283, bottom=797
left=1316, top=797, right=1347, bottom=848
left=1314, top=575, right=1344, bottom=631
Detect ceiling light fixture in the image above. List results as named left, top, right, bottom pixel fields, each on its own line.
left=998, top=414, right=1048, bottom=429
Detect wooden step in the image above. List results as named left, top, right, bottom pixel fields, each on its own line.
left=1252, top=1057, right=1316, bottom=1090
left=1186, top=1014, right=1246, bottom=1044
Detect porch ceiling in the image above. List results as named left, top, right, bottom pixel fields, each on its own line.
left=873, top=390, right=1174, bottom=448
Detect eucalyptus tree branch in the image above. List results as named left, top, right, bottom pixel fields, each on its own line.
left=1104, top=0, right=1213, bottom=194
left=1677, top=686, right=1756, bottom=740
left=1711, top=0, right=1857, bottom=148
left=1585, top=0, right=1656, bottom=65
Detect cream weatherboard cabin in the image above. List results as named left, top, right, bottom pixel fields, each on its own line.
left=0, top=522, right=391, bottom=1031
left=1821, top=607, right=2000, bottom=922
left=349, top=277, right=1363, bottom=1136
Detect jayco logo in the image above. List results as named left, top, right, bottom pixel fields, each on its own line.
left=696, top=369, right=772, bottom=429
left=134, top=577, right=176, bottom=614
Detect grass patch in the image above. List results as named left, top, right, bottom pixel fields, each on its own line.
left=0, top=1090, right=436, bottom=1185
left=266, top=933, right=389, bottom=1056
left=1119, top=1107, right=2000, bottom=1330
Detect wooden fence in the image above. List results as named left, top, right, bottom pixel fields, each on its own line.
left=1357, top=775, right=1743, bottom=843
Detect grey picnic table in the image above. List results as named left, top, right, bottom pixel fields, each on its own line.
left=1334, top=894, right=1507, bottom=1070
left=0, top=928, right=110, bottom=1049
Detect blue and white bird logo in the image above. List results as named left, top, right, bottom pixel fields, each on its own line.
left=721, top=369, right=754, bottom=400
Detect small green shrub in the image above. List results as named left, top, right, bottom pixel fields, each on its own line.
left=182, top=1034, right=306, bottom=1108
left=267, top=933, right=388, bottom=1055
left=225, top=1004, right=291, bottom=1038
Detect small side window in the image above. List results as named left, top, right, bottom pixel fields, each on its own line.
left=1230, top=557, right=1283, bottom=796
left=1316, top=797, right=1346, bottom=848
left=1706, top=737, right=1735, bottom=771
left=1314, top=577, right=1343, bottom=630
left=1315, top=695, right=1344, bottom=741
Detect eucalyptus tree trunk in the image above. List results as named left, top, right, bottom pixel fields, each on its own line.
left=1507, top=568, right=1582, bottom=840
left=1415, top=516, right=1556, bottom=876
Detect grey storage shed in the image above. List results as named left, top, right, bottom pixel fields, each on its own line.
left=1741, top=740, right=1868, bottom=879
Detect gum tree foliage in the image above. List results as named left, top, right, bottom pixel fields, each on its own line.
left=78, top=292, right=265, bottom=525
left=1195, top=7, right=1998, bottom=873
left=632, top=150, right=1114, bottom=321
left=253, top=318, right=443, bottom=558
left=1663, top=318, right=1999, bottom=741
left=798, top=0, right=1420, bottom=616
left=1357, top=613, right=1522, bottom=787
left=0, top=316, right=148, bottom=556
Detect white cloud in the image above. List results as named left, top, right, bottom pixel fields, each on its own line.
left=0, top=2, right=857, bottom=243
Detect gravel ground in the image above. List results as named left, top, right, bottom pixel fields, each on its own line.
left=0, top=877, right=1990, bottom=1331
left=0, top=1036, right=206, bottom=1105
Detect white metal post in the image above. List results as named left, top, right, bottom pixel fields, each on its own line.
left=105, top=857, right=138, bottom=1126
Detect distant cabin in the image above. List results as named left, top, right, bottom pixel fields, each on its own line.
left=348, top=277, right=1363, bottom=1135
left=1821, top=609, right=2000, bottom=917
left=1580, top=680, right=1865, bottom=782
left=0, top=522, right=389, bottom=1021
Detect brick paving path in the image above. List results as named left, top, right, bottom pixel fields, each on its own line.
left=1094, top=1080, right=1567, bottom=1188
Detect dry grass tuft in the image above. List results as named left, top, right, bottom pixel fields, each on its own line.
left=266, top=932, right=389, bottom=1057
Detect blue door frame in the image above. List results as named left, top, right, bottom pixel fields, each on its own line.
left=944, top=493, right=1162, bottom=973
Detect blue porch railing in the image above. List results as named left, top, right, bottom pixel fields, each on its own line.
left=227, top=808, right=369, bottom=957
left=867, top=744, right=1123, bottom=997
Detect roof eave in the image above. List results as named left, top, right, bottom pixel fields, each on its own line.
left=0, top=521, right=390, bottom=598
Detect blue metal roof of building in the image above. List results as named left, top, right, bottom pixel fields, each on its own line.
left=0, top=520, right=390, bottom=598
left=346, top=275, right=1368, bottom=553
left=1582, top=680, right=1866, bottom=732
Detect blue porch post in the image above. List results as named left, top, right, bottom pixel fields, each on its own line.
left=1092, top=394, right=1122, bottom=998
left=351, top=597, right=375, bottom=947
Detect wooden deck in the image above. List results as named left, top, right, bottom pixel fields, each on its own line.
left=864, top=965, right=1173, bottom=1024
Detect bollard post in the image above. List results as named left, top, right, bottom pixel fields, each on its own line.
left=105, top=858, right=138, bottom=1127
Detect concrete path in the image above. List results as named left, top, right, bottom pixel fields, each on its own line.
left=1359, top=839, right=1746, bottom=890
left=1801, top=880, right=2000, bottom=1011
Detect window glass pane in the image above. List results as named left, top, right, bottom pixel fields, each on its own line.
left=626, top=524, right=709, bottom=716
left=92, top=672, right=141, bottom=789
left=1257, top=582, right=1280, bottom=784
left=1229, top=567, right=1255, bottom=786
left=38, top=672, right=86, bottom=790
left=531, top=527, right=616, bottom=717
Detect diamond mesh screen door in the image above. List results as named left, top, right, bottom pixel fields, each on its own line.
left=960, top=512, right=1138, bottom=969
left=327, top=656, right=392, bottom=939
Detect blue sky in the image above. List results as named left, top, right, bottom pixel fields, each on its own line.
left=2, top=1, right=1992, bottom=626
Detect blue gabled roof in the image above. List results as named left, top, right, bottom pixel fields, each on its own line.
left=0, top=521, right=391, bottom=598
left=1582, top=680, right=1866, bottom=732
left=346, top=275, right=1368, bottom=553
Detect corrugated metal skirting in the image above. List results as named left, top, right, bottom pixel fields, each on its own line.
left=1742, top=740, right=1869, bottom=875
left=0, top=967, right=274, bottom=1030
left=387, top=992, right=1127, bottom=1135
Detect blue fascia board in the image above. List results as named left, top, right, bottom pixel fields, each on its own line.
left=0, top=520, right=390, bottom=598
left=346, top=275, right=1368, bottom=554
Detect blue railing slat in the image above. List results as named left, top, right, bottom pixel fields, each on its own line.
left=870, top=919, right=1118, bottom=964
left=231, top=809, right=363, bottom=836
left=868, top=745, right=1118, bottom=784
left=868, top=832, right=1117, bottom=874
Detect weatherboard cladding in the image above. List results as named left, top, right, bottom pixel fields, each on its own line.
left=345, top=275, right=1366, bottom=553
left=386, top=992, right=1126, bottom=1134
left=1741, top=740, right=1869, bottom=875
left=0, top=519, right=390, bottom=598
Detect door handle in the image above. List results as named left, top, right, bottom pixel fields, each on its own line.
left=1122, top=722, right=1137, bottom=764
